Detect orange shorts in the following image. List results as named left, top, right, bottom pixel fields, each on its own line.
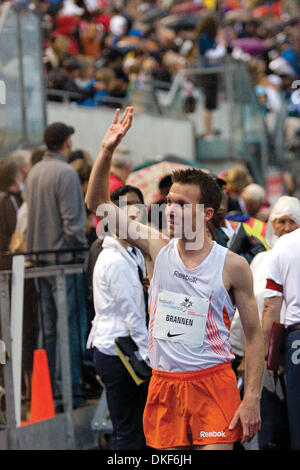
left=143, top=362, right=243, bottom=449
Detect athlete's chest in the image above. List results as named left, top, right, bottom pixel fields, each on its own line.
left=157, top=262, right=219, bottom=300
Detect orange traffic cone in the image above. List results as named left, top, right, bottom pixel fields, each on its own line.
left=22, top=349, right=55, bottom=425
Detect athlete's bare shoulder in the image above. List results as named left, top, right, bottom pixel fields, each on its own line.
left=223, top=250, right=252, bottom=292
left=225, top=249, right=249, bottom=268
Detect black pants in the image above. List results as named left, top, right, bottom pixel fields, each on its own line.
left=285, top=329, right=300, bottom=449
left=199, top=73, right=218, bottom=110
left=93, top=348, right=149, bottom=450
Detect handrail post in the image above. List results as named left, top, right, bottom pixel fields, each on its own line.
left=56, top=269, right=75, bottom=449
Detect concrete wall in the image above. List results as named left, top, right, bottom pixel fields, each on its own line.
left=47, top=103, right=196, bottom=166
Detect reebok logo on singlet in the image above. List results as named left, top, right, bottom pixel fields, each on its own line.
left=173, top=270, right=198, bottom=284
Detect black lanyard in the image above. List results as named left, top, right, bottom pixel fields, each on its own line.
left=128, top=247, right=149, bottom=328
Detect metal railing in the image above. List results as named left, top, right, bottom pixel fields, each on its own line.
left=46, top=77, right=164, bottom=115
left=162, top=60, right=268, bottom=181
left=0, top=248, right=102, bottom=449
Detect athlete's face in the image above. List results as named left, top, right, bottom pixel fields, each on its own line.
left=272, top=215, right=299, bottom=238
left=165, top=183, right=213, bottom=240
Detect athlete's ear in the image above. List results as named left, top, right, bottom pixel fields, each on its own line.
left=204, top=207, right=214, bottom=222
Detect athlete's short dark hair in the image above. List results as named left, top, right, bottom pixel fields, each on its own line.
left=171, top=168, right=222, bottom=213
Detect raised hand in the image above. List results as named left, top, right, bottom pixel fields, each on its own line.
left=102, top=106, right=134, bottom=153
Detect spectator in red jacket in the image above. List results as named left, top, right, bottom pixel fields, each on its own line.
left=109, top=147, right=133, bottom=194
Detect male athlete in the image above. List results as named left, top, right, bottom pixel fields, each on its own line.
left=86, top=107, right=265, bottom=450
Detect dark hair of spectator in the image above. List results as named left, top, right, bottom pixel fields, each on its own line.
left=70, top=159, right=92, bottom=184
left=111, top=185, right=144, bottom=205
left=159, top=174, right=172, bottom=191
left=196, top=14, right=218, bottom=41
left=63, top=57, right=80, bottom=73
left=0, top=159, right=19, bottom=191
left=100, top=48, right=123, bottom=66
left=69, top=150, right=85, bottom=164
left=31, top=148, right=46, bottom=166
left=172, top=168, right=222, bottom=213
left=114, top=66, right=129, bottom=83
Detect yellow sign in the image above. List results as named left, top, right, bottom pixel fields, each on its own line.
left=203, top=0, right=217, bottom=10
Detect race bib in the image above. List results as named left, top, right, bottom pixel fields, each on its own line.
left=153, top=290, right=209, bottom=346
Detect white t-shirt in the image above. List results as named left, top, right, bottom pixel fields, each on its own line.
left=250, top=250, right=285, bottom=323
left=264, top=228, right=300, bottom=326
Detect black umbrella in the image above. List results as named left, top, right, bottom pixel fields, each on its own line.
left=139, top=7, right=169, bottom=24
left=158, top=14, right=200, bottom=31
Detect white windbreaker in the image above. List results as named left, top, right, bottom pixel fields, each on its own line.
left=87, top=236, right=149, bottom=363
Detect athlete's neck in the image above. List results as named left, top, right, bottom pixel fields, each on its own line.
left=177, top=235, right=214, bottom=269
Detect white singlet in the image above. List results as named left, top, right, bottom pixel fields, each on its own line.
left=148, top=239, right=236, bottom=372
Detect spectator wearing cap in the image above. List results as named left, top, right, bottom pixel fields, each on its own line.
left=24, top=122, right=88, bottom=408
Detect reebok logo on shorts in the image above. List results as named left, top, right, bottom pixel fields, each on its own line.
left=200, top=431, right=226, bottom=438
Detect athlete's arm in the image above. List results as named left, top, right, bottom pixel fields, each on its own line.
left=225, top=253, right=265, bottom=444
left=85, top=107, right=168, bottom=261
left=262, top=296, right=283, bottom=355
left=261, top=242, right=284, bottom=355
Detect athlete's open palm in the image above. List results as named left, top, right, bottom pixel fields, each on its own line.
left=229, top=398, right=261, bottom=444
left=102, top=106, right=134, bottom=153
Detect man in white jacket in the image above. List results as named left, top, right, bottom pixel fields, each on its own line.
left=87, top=185, right=150, bottom=450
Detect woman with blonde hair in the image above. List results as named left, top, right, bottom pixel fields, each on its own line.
left=225, top=164, right=254, bottom=214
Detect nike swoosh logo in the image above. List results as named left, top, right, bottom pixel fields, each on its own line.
left=167, top=332, right=185, bottom=338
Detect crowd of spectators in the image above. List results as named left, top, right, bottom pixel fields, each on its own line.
left=2, top=0, right=299, bottom=144
left=1, top=0, right=300, bottom=147
left=1, top=2, right=298, bottom=109
left=1, top=0, right=300, bottom=450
